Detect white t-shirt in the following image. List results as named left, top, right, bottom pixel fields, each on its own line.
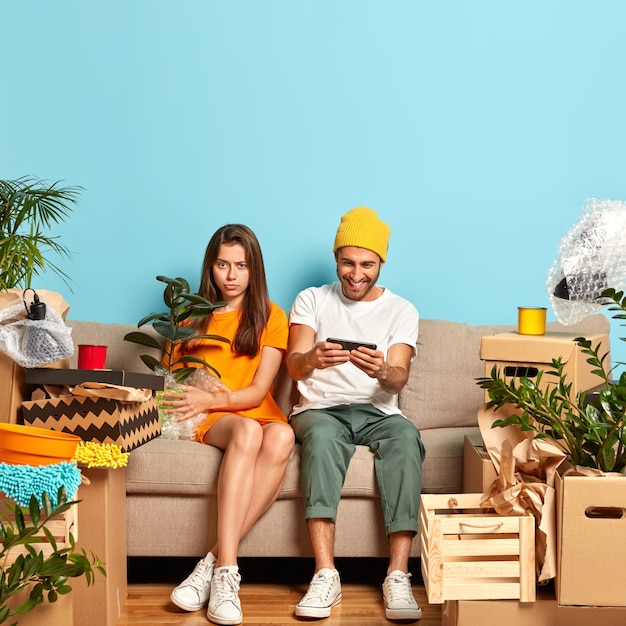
left=289, top=282, right=419, bottom=417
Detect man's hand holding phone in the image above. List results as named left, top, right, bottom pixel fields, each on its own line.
left=308, top=338, right=379, bottom=371
left=326, top=338, right=377, bottom=352
left=326, top=338, right=383, bottom=377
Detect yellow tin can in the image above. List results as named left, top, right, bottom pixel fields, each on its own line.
left=518, top=307, right=547, bottom=335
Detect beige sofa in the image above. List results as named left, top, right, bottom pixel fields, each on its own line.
left=64, top=314, right=609, bottom=559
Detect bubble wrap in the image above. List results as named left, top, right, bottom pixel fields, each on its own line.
left=0, top=299, right=74, bottom=367
left=547, top=198, right=626, bottom=325
left=159, top=368, right=231, bottom=441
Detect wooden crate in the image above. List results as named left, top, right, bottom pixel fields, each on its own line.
left=0, top=497, right=78, bottom=562
left=420, top=493, right=535, bottom=604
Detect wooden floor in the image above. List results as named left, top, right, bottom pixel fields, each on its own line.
left=118, top=557, right=442, bottom=626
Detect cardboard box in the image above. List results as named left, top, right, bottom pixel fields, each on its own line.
left=9, top=589, right=73, bottom=626
left=21, top=394, right=160, bottom=452
left=480, top=331, right=609, bottom=396
left=443, top=585, right=626, bottom=626
left=420, top=493, right=535, bottom=604
left=0, top=354, right=28, bottom=424
left=73, top=467, right=127, bottom=626
left=25, top=367, right=165, bottom=391
left=463, top=433, right=497, bottom=494
left=0, top=290, right=71, bottom=424
left=555, top=469, right=626, bottom=607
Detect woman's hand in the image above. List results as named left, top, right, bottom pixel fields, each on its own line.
left=161, top=345, right=283, bottom=421
left=161, top=384, right=217, bottom=422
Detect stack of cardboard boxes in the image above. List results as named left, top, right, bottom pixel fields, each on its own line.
left=0, top=291, right=163, bottom=626
left=21, top=368, right=162, bottom=453
left=445, top=330, right=626, bottom=625
left=18, top=369, right=163, bottom=626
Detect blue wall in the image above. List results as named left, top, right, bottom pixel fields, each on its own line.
left=2, top=1, right=626, bottom=365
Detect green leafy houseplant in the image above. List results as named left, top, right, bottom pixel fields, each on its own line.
left=476, top=288, right=626, bottom=473
left=0, top=488, right=104, bottom=626
left=0, top=177, right=82, bottom=291
left=123, top=275, right=228, bottom=384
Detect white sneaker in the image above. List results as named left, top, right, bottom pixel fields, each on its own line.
left=207, top=566, right=242, bottom=625
left=382, top=570, right=422, bottom=621
left=295, top=568, right=342, bottom=619
left=170, top=552, right=217, bottom=611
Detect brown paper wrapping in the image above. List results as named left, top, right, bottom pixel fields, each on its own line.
left=477, top=405, right=566, bottom=582
left=41, top=381, right=152, bottom=403
left=0, top=289, right=70, bottom=320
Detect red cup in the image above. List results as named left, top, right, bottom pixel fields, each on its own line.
left=78, top=344, right=108, bottom=369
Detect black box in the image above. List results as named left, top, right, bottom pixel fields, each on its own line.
left=25, top=368, right=165, bottom=391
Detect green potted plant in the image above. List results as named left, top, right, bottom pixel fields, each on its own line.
left=0, top=177, right=81, bottom=291
left=123, top=275, right=228, bottom=384
left=0, top=487, right=104, bottom=626
left=476, top=288, right=626, bottom=472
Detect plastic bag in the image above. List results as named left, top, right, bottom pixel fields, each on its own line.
left=546, top=198, right=626, bottom=324
left=159, top=368, right=230, bottom=441
left=0, top=298, right=74, bottom=367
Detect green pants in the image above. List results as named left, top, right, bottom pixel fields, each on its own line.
left=291, top=403, right=425, bottom=536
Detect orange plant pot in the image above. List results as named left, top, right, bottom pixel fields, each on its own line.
left=0, top=423, right=80, bottom=466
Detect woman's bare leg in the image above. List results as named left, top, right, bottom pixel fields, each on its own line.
left=205, top=417, right=294, bottom=565
left=237, top=422, right=294, bottom=537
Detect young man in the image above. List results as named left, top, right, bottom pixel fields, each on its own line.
left=287, top=207, right=425, bottom=621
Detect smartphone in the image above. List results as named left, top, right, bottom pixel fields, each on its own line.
left=326, top=338, right=377, bottom=351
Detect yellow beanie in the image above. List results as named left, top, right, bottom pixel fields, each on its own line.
left=333, top=206, right=390, bottom=262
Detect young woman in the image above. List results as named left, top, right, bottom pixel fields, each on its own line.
left=163, top=224, right=294, bottom=626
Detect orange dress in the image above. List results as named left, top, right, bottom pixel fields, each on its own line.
left=169, top=302, right=289, bottom=440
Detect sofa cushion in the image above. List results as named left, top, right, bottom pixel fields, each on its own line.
left=400, top=320, right=514, bottom=431
left=127, top=438, right=392, bottom=500
left=125, top=438, right=222, bottom=496
left=400, top=315, right=611, bottom=432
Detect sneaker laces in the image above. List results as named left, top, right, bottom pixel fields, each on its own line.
left=212, top=569, right=241, bottom=605
left=386, top=572, right=415, bottom=604
left=302, top=571, right=337, bottom=603
left=185, top=558, right=214, bottom=591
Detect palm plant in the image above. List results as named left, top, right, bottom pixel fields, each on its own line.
left=0, top=176, right=82, bottom=291
left=476, top=288, right=626, bottom=472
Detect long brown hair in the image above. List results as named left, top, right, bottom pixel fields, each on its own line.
left=194, top=224, right=270, bottom=357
